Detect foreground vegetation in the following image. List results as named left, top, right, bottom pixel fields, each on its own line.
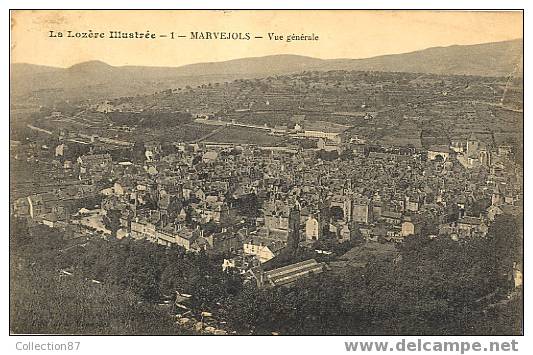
left=10, top=214, right=522, bottom=335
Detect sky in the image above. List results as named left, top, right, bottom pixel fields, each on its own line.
left=10, top=10, right=523, bottom=68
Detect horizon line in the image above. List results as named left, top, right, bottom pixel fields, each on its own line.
left=11, top=37, right=523, bottom=69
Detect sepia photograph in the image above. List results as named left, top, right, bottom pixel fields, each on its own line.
left=9, top=9, right=523, bottom=337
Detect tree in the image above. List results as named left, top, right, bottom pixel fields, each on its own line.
left=103, top=209, right=121, bottom=237
left=485, top=214, right=522, bottom=288
left=330, top=206, right=344, bottom=221
left=234, top=193, right=260, bottom=217
left=340, top=148, right=354, bottom=160
left=317, top=149, right=339, bottom=161
left=10, top=217, right=31, bottom=249
left=160, top=142, right=178, bottom=156
left=132, top=141, right=146, bottom=163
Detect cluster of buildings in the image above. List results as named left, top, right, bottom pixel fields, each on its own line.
left=11, top=69, right=523, bottom=288
left=12, top=120, right=522, bottom=285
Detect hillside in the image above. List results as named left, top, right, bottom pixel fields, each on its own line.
left=323, top=39, right=523, bottom=77
left=10, top=39, right=522, bottom=104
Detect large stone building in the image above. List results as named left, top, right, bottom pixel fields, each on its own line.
left=352, top=196, right=372, bottom=223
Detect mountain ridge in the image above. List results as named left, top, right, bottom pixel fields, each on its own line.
left=10, top=39, right=523, bottom=103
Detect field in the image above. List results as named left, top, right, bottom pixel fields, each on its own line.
left=206, top=126, right=286, bottom=146
left=149, top=123, right=217, bottom=143
left=329, top=242, right=399, bottom=272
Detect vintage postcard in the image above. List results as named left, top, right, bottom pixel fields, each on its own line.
left=9, top=10, right=523, bottom=336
